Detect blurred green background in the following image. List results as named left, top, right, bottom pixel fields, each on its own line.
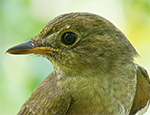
left=0, top=0, right=150, bottom=114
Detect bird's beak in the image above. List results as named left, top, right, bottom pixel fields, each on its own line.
left=6, top=41, right=60, bottom=55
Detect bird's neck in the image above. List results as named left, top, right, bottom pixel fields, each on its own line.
left=54, top=63, right=137, bottom=115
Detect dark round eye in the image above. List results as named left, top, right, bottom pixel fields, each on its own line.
left=61, top=32, right=77, bottom=46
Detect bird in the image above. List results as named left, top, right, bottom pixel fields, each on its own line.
left=6, top=12, right=150, bottom=115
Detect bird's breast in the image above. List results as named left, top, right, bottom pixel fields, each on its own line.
left=56, top=69, right=137, bottom=115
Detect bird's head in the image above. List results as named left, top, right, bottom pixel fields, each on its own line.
left=6, top=12, right=138, bottom=76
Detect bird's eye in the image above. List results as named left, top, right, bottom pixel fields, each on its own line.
left=61, top=32, right=77, bottom=46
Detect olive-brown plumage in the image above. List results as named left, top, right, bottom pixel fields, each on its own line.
left=6, top=12, right=150, bottom=115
